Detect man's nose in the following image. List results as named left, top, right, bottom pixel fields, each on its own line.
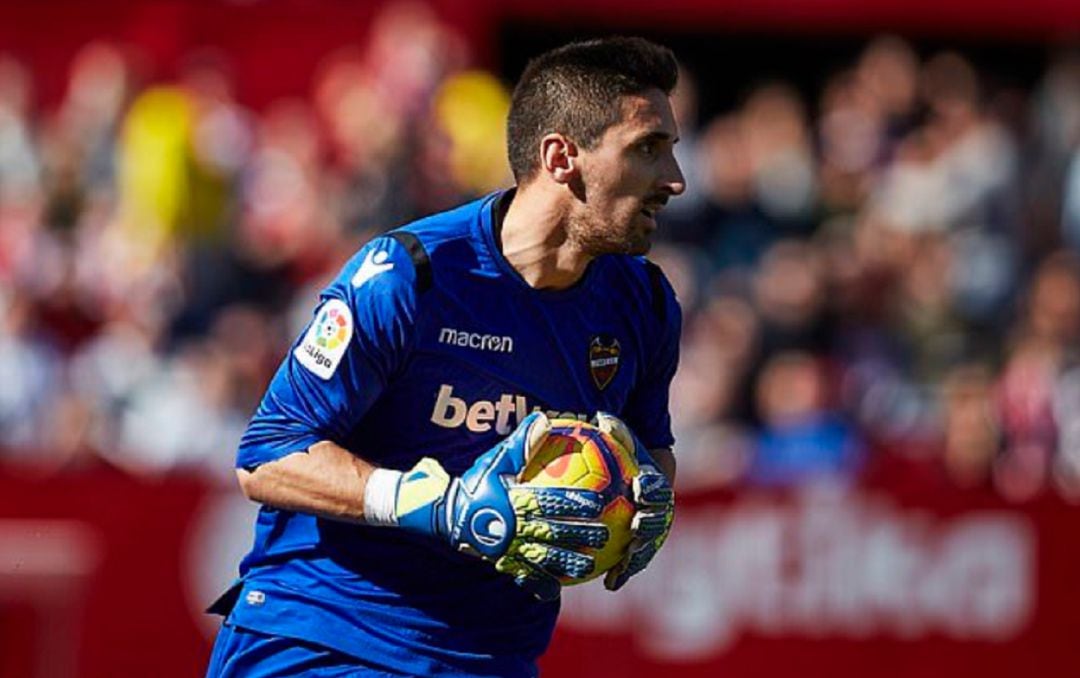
left=663, top=154, right=686, bottom=196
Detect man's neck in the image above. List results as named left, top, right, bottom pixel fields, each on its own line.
left=499, top=184, right=592, bottom=290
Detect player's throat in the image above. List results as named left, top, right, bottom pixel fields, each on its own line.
left=497, top=187, right=595, bottom=291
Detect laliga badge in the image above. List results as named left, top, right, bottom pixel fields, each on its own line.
left=588, top=335, right=621, bottom=390
left=295, top=299, right=353, bottom=379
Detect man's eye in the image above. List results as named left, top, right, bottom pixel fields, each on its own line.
left=638, top=142, right=656, bottom=156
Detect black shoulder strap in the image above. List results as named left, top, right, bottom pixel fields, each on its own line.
left=205, top=579, right=243, bottom=616
left=387, top=231, right=433, bottom=294
left=644, top=260, right=667, bottom=323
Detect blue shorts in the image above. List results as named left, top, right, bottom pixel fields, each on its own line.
left=206, top=622, right=405, bottom=677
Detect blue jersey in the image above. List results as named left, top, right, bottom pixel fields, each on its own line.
left=226, top=191, right=681, bottom=677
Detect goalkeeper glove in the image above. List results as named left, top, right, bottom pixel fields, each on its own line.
left=364, top=412, right=609, bottom=601
left=594, top=412, right=675, bottom=591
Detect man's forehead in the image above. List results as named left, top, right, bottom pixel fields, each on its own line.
left=614, top=89, right=678, bottom=136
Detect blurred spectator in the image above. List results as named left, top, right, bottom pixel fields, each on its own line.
left=1032, top=52, right=1080, bottom=255
left=748, top=351, right=863, bottom=486
left=55, top=42, right=132, bottom=195
left=698, top=83, right=818, bottom=271
left=741, top=84, right=818, bottom=229
left=670, top=292, right=759, bottom=490
left=941, top=363, right=999, bottom=489
left=699, top=113, right=776, bottom=268
left=0, top=290, right=62, bottom=454
left=994, top=252, right=1080, bottom=500
left=1064, top=149, right=1080, bottom=250
left=751, top=238, right=830, bottom=361
left=0, top=55, right=40, bottom=206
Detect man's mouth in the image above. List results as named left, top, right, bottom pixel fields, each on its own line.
left=640, top=201, right=666, bottom=220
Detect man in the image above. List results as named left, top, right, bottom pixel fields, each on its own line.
left=207, top=36, right=685, bottom=677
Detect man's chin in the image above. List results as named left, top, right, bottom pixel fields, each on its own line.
left=570, top=217, right=652, bottom=256
left=626, top=237, right=651, bottom=256
left=626, top=224, right=653, bottom=255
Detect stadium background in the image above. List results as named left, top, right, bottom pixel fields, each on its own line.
left=1, top=0, right=1079, bottom=675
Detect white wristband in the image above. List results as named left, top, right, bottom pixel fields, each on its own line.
left=363, top=468, right=402, bottom=527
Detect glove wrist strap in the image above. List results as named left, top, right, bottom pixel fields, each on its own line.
left=363, top=468, right=402, bottom=527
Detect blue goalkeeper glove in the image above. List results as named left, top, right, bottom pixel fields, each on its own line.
left=594, top=412, right=675, bottom=591
left=366, top=412, right=609, bottom=601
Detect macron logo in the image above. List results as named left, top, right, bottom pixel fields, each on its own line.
left=352, top=249, right=395, bottom=288
left=438, top=327, right=514, bottom=354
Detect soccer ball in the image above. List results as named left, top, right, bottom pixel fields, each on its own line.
left=520, top=419, right=639, bottom=584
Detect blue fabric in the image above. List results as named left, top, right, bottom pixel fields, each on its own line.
left=749, top=414, right=863, bottom=487
left=224, top=191, right=682, bottom=676
left=206, top=621, right=402, bottom=677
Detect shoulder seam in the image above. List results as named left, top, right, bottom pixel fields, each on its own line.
left=387, top=231, right=433, bottom=294
left=644, top=260, right=666, bottom=324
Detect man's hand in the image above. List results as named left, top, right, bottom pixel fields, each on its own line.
left=595, top=412, right=675, bottom=591
left=385, top=412, right=610, bottom=601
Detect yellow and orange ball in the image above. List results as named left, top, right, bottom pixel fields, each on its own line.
left=520, top=419, right=638, bottom=584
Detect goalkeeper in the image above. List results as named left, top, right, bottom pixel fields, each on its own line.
left=207, top=35, right=683, bottom=678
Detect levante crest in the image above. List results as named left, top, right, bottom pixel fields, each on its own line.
left=588, top=335, right=621, bottom=390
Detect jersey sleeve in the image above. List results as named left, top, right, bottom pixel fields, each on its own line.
left=621, top=268, right=682, bottom=451
left=236, top=235, right=420, bottom=470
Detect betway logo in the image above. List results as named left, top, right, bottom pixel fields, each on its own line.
left=438, top=327, right=514, bottom=353
left=431, top=384, right=588, bottom=434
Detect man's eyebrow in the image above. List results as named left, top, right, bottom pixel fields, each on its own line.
left=633, top=130, right=680, bottom=145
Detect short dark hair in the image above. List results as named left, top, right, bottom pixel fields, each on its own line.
left=507, top=36, right=679, bottom=183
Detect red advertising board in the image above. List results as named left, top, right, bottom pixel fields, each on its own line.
left=0, top=464, right=1077, bottom=677
left=545, top=482, right=1077, bottom=677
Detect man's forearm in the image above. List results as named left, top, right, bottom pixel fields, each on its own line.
left=650, top=447, right=676, bottom=484
left=236, top=442, right=676, bottom=524
left=236, top=441, right=377, bottom=523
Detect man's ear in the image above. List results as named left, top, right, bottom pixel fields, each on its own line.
left=539, top=133, right=578, bottom=184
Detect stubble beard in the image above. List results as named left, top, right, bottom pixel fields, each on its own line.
left=567, top=208, right=650, bottom=257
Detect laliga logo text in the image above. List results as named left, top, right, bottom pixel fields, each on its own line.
left=431, top=384, right=589, bottom=434
left=300, top=343, right=334, bottom=370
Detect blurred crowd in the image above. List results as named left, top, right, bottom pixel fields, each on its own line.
left=660, top=38, right=1080, bottom=501
left=1, top=10, right=1079, bottom=502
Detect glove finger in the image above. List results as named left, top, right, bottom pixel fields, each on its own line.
left=503, top=412, right=552, bottom=472
left=630, top=510, right=671, bottom=542
left=518, top=517, right=609, bottom=549
left=633, top=471, right=674, bottom=506
left=495, top=556, right=562, bottom=601
left=510, top=541, right=595, bottom=580
left=510, top=486, right=607, bottom=520
left=603, top=541, right=658, bottom=591
left=594, top=412, right=636, bottom=454
left=603, top=558, right=628, bottom=591
left=521, top=412, right=552, bottom=465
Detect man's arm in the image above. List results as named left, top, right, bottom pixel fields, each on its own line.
left=237, top=444, right=676, bottom=524
left=236, top=441, right=376, bottom=523
left=650, top=447, right=676, bottom=484
left=239, top=414, right=615, bottom=601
